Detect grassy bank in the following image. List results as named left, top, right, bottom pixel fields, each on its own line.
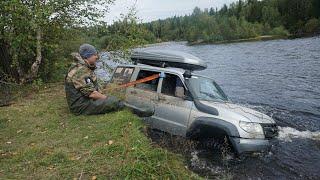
left=0, top=83, right=200, bottom=179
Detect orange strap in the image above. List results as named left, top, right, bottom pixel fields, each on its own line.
left=106, top=73, right=160, bottom=91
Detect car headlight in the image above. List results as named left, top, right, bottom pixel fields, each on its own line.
left=239, top=121, right=263, bottom=134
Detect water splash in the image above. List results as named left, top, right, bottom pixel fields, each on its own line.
left=277, top=126, right=320, bottom=142
left=190, top=151, right=225, bottom=175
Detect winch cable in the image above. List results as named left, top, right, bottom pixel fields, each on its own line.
left=104, top=73, right=160, bottom=91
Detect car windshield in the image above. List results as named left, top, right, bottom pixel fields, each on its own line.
left=186, top=76, right=228, bottom=102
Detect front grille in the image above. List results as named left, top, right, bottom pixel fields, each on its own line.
left=261, top=123, right=278, bottom=139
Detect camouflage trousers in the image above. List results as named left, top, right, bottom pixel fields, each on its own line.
left=65, top=82, right=124, bottom=115
left=81, top=96, right=124, bottom=115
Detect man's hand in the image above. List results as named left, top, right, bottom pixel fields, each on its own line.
left=89, top=91, right=107, bottom=100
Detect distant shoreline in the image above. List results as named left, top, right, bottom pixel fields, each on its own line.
left=187, top=35, right=288, bottom=46
left=187, top=33, right=320, bottom=46
left=141, top=33, right=319, bottom=47
left=142, top=41, right=187, bottom=47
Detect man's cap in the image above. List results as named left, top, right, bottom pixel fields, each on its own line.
left=79, top=44, right=98, bottom=59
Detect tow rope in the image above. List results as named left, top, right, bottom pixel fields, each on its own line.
left=105, top=73, right=161, bottom=91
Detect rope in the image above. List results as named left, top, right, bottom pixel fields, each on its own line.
left=105, top=73, right=160, bottom=91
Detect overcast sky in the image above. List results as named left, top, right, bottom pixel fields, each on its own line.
left=105, top=0, right=236, bottom=24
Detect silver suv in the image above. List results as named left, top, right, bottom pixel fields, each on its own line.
left=110, top=50, right=278, bottom=154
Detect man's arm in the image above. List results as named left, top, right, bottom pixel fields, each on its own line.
left=71, top=69, right=105, bottom=99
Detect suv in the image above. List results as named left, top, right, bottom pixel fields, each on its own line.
left=109, top=50, right=278, bottom=154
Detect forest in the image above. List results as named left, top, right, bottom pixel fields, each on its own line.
left=141, top=0, right=320, bottom=43
left=1, top=0, right=320, bottom=84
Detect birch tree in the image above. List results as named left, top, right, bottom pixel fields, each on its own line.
left=0, top=0, right=114, bottom=83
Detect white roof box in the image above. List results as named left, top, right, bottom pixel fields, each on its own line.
left=131, top=49, right=207, bottom=71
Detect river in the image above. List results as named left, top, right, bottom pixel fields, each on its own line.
left=98, top=36, right=320, bottom=179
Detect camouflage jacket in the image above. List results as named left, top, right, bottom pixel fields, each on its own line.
left=64, top=53, right=99, bottom=114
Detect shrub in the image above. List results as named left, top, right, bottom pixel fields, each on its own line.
left=304, top=18, right=320, bottom=34
left=269, top=26, right=290, bottom=36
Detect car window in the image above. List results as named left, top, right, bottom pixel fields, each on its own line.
left=135, top=70, right=160, bottom=92
left=161, top=73, right=185, bottom=97
left=186, top=76, right=228, bottom=101
left=111, top=67, right=134, bottom=85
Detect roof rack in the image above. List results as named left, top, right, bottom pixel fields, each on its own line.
left=131, top=49, right=207, bottom=71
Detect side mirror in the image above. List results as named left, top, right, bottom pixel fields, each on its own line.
left=183, top=95, right=192, bottom=101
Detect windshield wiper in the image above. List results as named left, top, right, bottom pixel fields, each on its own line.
left=199, top=91, right=226, bottom=102
left=200, top=91, right=217, bottom=99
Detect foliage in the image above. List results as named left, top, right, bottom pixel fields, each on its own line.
left=304, top=18, right=320, bottom=33
left=94, top=7, right=156, bottom=53
left=1, top=0, right=319, bottom=84
left=0, top=0, right=114, bottom=83
left=141, top=0, right=320, bottom=44
left=269, top=26, right=290, bottom=36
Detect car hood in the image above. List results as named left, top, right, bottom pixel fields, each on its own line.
left=199, top=100, right=275, bottom=124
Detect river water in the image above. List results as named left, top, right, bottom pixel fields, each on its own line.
left=98, top=36, right=320, bottom=179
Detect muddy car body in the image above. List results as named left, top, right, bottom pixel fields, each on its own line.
left=110, top=50, right=278, bottom=154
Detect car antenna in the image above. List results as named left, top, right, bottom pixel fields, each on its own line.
left=160, top=62, right=166, bottom=68
left=133, top=58, right=138, bottom=65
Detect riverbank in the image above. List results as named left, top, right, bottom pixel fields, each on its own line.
left=140, top=35, right=289, bottom=47
left=188, top=35, right=288, bottom=46
left=0, top=83, right=200, bottom=179
left=187, top=33, right=320, bottom=46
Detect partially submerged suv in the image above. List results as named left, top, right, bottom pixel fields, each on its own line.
left=110, top=49, right=278, bottom=154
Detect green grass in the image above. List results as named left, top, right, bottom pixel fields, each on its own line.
left=0, top=83, right=200, bottom=179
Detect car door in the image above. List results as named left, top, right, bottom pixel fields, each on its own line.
left=125, top=68, right=161, bottom=123
left=153, top=72, right=193, bottom=136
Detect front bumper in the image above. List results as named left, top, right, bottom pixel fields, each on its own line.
left=230, top=137, right=272, bottom=154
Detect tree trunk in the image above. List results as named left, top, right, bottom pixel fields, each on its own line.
left=0, top=41, right=18, bottom=81
left=29, top=27, right=42, bottom=80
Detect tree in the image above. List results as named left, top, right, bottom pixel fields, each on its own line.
left=209, top=8, right=215, bottom=16
left=262, top=5, right=281, bottom=27
left=192, top=7, right=202, bottom=16
left=96, top=5, right=156, bottom=57
left=0, top=0, right=114, bottom=83
left=141, top=0, right=319, bottom=44
left=219, top=4, right=229, bottom=15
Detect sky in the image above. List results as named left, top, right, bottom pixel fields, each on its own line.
left=104, top=0, right=236, bottom=24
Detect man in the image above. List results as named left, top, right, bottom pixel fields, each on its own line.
left=65, top=44, right=123, bottom=115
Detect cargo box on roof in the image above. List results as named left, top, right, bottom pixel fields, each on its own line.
left=131, top=49, right=207, bottom=71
